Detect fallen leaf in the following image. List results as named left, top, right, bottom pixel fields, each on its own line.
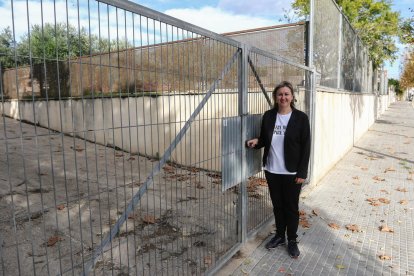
left=370, top=201, right=381, bottom=206
left=142, top=214, right=156, bottom=224
left=70, top=146, right=84, bottom=152
left=384, top=167, right=396, bottom=173
left=366, top=198, right=376, bottom=203
left=328, top=223, right=340, bottom=230
left=204, top=256, right=212, bottom=265
left=196, top=182, right=205, bottom=189
left=366, top=156, right=378, bottom=160
left=163, top=165, right=175, bottom=174
left=396, top=187, right=408, bottom=192
left=399, top=199, right=408, bottom=205
left=278, top=267, right=286, bottom=273
left=379, top=225, right=394, bottom=233
left=299, top=218, right=311, bottom=229
left=345, top=224, right=360, bottom=232
left=47, top=236, right=63, bottom=247
left=379, top=255, right=391, bottom=260
left=373, top=176, right=385, bottom=181
left=336, top=264, right=345, bottom=269
left=56, top=204, right=65, bottom=210
left=243, top=258, right=252, bottom=265
left=378, top=198, right=390, bottom=204
left=380, top=189, right=389, bottom=194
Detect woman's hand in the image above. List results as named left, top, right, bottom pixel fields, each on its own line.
left=295, top=177, right=305, bottom=184
left=246, top=138, right=258, bottom=148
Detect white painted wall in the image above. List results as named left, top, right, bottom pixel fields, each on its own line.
left=310, top=88, right=395, bottom=187
left=1, top=89, right=394, bottom=184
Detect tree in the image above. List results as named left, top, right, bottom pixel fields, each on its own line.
left=17, top=23, right=95, bottom=65
left=0, top=26, right=15, bottom=69
left=14, top=23, right=132, bottom=66
left=400, top=52, right=414, bottom=89
left=291, top=0, right=400, bottom=68
left=399, top=8, right=414, bottom=45
left=388, top=77, right=403, bottom=96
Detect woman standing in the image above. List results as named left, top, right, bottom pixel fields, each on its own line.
left=246, top=81, right=311, bottom=258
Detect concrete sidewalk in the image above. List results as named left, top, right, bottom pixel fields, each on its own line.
left=220, top=101, right=414, bottom=276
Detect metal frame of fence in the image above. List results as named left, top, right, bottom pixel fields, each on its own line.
left=1, top=0, right=390, bottom=274
left=0, top=0, right=314, bottom=275
left=313, top=0, right=388, bottom=95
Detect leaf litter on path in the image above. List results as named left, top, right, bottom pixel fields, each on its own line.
left=379, top=225, right=394, bottom=233
left=373, top=176, right=385, bottom=182
left=379, top=255, right=392, bottom=260
left=345, top=224, right=361, bottom=232
left=328, top=223, right=340, bottom=230
left=384, top=167, right=396, bottom=173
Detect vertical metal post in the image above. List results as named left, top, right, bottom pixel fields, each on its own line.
left=352, top=35, right=358, bottom=92
left=308, top=0, right=317, bottom=185
left=337, top=13, right=343, bottom=90
left=238, top=44, right=249, bottom=242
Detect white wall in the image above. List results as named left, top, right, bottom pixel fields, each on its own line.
left=309, top=88, right=395, bottom=187
left=1, top=89, right=394, bottom=183
left=0, top=94, right=242, bottom=171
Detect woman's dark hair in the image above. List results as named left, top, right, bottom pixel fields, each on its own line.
left=272, top=80, right=296, bottom=109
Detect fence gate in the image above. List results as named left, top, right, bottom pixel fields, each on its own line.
left=0, top=0, right=313, bottom=275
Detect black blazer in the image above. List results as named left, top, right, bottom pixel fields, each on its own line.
left=255, top=108, right=311, bottom=179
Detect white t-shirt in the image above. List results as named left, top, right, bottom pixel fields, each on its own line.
left=264, top=112, right=296, bottom=175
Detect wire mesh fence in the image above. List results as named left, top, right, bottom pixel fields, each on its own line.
left=226, top=23, right=307, bottom=65
left=0, top=0, right=313, bottom=275
left=313, top=0, right=387, bottom=94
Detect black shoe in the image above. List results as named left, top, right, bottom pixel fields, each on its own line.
left=265, top=235, right=286, bottom=249
left=287, top=240, right=300, bottom=258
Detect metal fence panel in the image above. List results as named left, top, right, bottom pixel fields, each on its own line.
left=0, top=0, right=313, bottom=275
left=226, top=23, right=307, bottom=65
left=340, top=16, right=356, bottom=91
left=221, top=114, right=262, bottom=192
left=314, top=0, right=341, bottom=88
left=313, top=0, right=386, bottom=94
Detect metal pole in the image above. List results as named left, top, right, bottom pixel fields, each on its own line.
left=308, top=0, right=314, bottom=71
left=337, top=13, right=343, bottom=90
left=308, top=0, right=316, bottom=185
left=238, top=44, right=249, bottom=243
left=352, top=34, right=358, bottom=92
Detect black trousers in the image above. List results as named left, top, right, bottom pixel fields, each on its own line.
left=265, top=171, right=302, bottom=241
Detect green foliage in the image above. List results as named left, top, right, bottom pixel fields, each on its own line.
left=291, top=0, right=310, bottom=19
left=388, top=78, right=403, bottom=96
left=399, top=9, right=414, bottom=45
left=17, top=23, right=95, bottom=64
left=0, top=23, right=133, bottom=69
left=0, top=26, right=15, bottom=68
left=291, top=0, right=400, bottom=68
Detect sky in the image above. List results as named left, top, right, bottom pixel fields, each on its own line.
left=0, top=0, right=412, bottom=79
